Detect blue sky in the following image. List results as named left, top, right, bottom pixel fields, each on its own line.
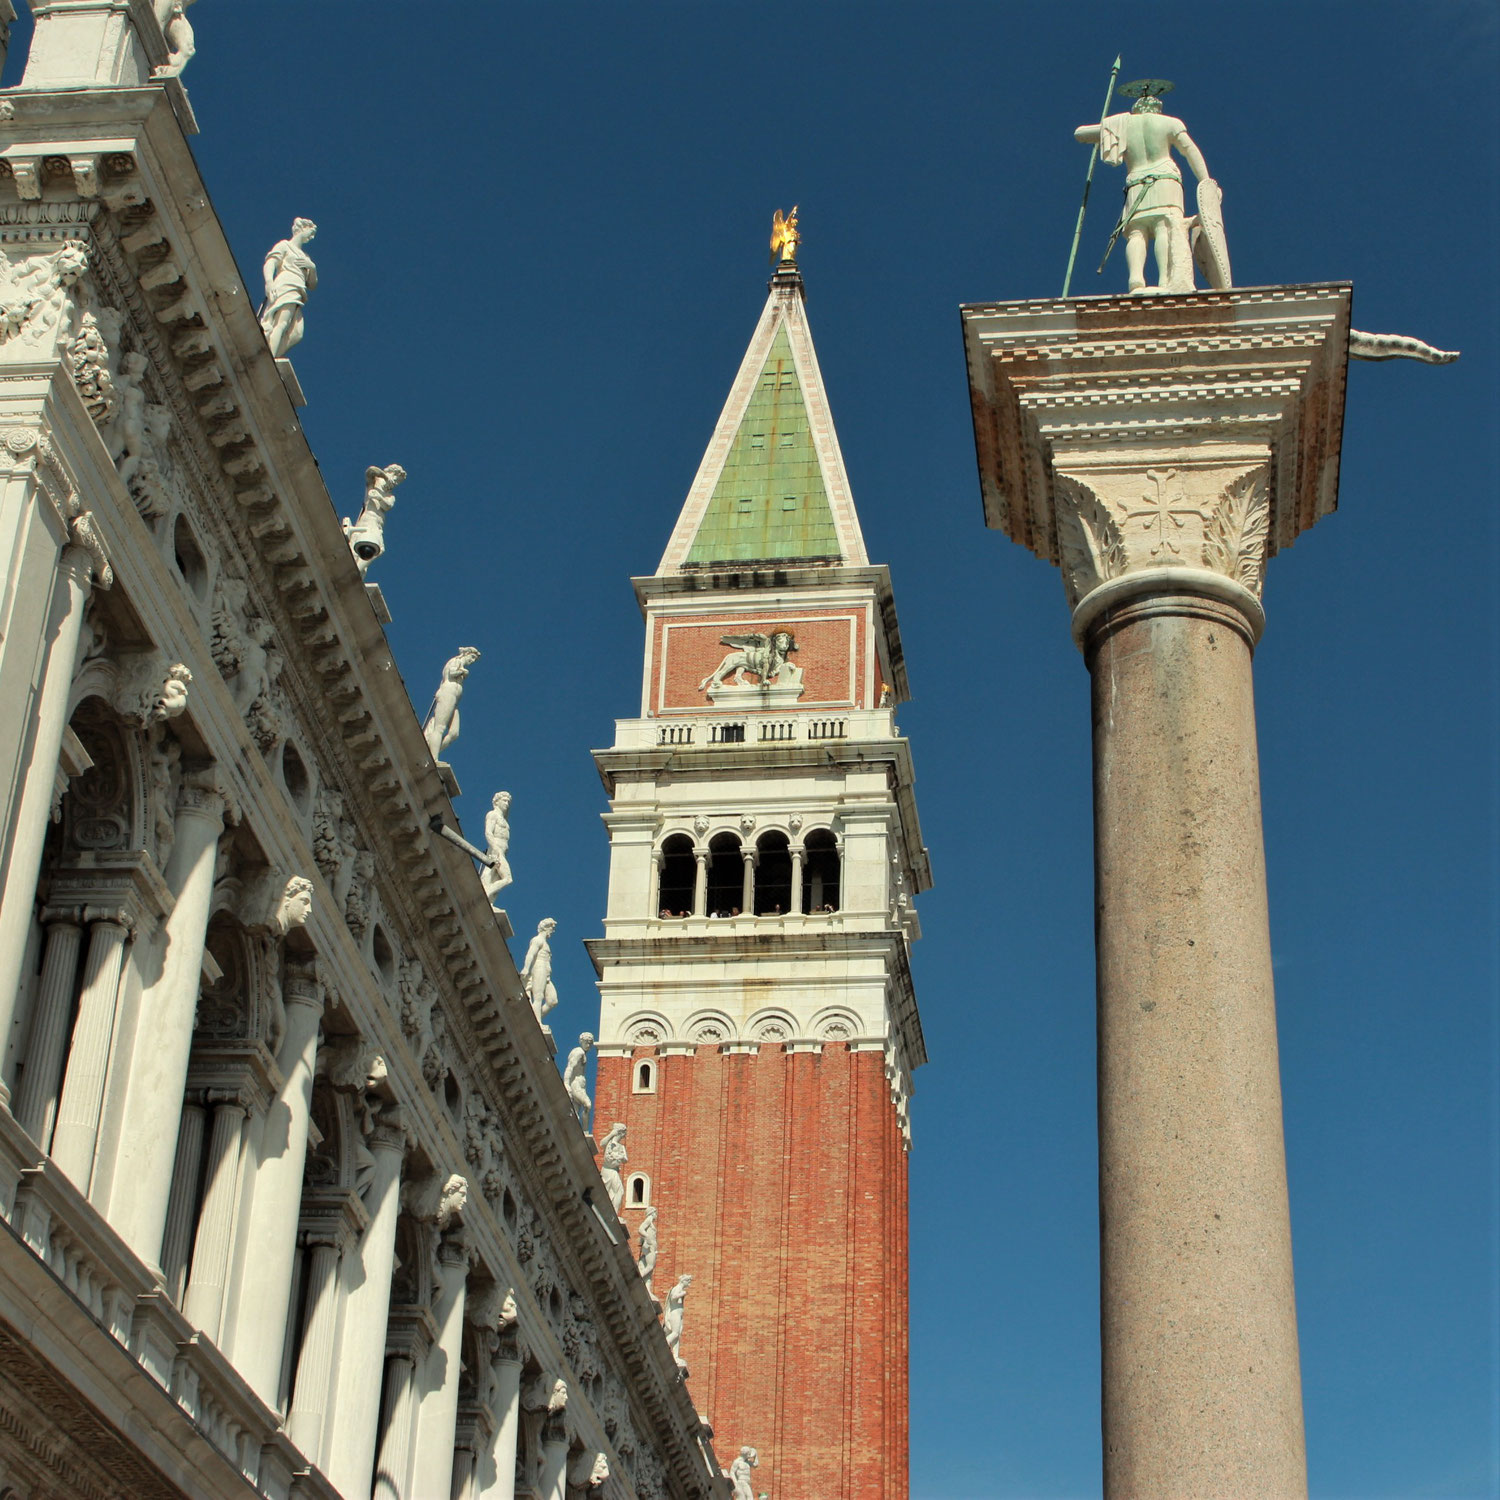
left=12, top=3, right=1495, bottom=1495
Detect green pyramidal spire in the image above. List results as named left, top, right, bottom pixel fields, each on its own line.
left=684, top=327, right=840, bottom=565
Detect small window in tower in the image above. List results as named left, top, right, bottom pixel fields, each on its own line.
left=634, top=1059, right=656, bottom=1094
left=782, top=496, right=797, bottom=511
left=626, top=1173, right=651, bottom=1208
left=750, top=432, right=766, bottom=449
left=737, top=497, right=753, bottom=515
left=779, top=431, right=795, bottom=448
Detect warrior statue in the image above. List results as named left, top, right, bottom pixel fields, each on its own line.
left=698, top=629, right=802, bottom=694
left=1075, top=79, right=1229, bottom=295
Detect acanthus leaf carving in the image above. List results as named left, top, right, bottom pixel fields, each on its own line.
left=1055, top=474, right=1126, bottom=608
left=1203, top=469, right=1270, bottom=597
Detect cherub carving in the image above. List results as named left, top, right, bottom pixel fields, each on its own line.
left=698, top=629, right=802, bottom=693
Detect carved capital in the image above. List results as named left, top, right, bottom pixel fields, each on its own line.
left=1052, top=463, right=1272, bottom=625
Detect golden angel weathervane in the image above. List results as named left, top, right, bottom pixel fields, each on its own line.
left=770, top=205, right=800, bottom=265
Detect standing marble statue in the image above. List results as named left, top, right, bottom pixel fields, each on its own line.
left=1075, top=80, right=1227, bottom=295
left=662, top=1273, right=692, bottom=1370
left=636, top=1204, right=658, bottom=1285
left=563, top=1033, right=594, bottom=1131
left=480, top=791, right=513, bottom=905
left=522, top=917, right=558, bottom=1023
left=343, top=463, right=407, bottom=577
left=259, top=219, right=318, bottom=357
left=152, top=0, right=196, bottom=78
left=598, top=1121, right=627, bottom=1215
left=729, top=1447, right=759, bottom=1500
left=422, top=646, right=481, bottom=764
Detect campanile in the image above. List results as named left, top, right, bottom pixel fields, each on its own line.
left=588, top=253, right=929, bottom=1498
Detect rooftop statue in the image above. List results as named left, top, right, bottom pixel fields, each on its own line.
left=1075, top=79, right=1228, bottom=295
left=260, top=219, right=318, bottom=358
left=480, top=791, right=514, bottom=906
left=770, top=205, right=800, bottom=265
left=522, top=917, right=559, bottom=1023
left=636, top=1204, right=659, bottom=1284
left=152, top=0, right=197, bottom=79
left=598, top=1121, right=628, bottom=1214
left=423, top=646, right=480, bottom=764
left=729, top=1446, right=760, bottom=1500
left=344, top=463, right=407, bottom=577
left=564, top=1033, right=595, bottom=1132
left=663, top=1273, right=693, bottom=1369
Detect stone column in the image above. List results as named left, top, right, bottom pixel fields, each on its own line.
left=181, top=1090, right=248, bottom=1338
left=106, top=770, right=225, bottom=1269
left=12, top=908, right=83, bottom=1144
left=160, top=1096, right=206, bottom=1303
left=287, top=1230, right=345, bottom=1462
left=647, top=851, right=662, bottom=918
left=374, top=1312, right=433, bottom=1500
left=412, top=1231, right=470, bottom=1500
left=50, top=910, right=132, bottom=1187
left=538, top=1417, right=568, bottom=1500
left=691, top=850, right=707, bottom=917
left=323, top=1109, right=407, bottom=1500
left=958, top=288, right=1355, bottom=1500
left=739, top=848, right=755, bottom=915
left=231, top=967, right=325, bottom=1406
left=477, top=1343, right=522, bottom=1500
left=0, top=545, right=98, bottom=1097
left=789, top=844, right=804, bottom=914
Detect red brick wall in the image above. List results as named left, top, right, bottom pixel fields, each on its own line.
left=597, top=1046, right=909, bottom=1500
left=649, top=608, right=869, bottom=713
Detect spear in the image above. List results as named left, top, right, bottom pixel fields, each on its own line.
left=1061, top=54, right=1122, bottom=298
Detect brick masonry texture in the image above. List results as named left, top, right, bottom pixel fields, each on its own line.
left=650, top=608, right=870, bottom=713
left=597, top=1046, right=910, bottom=1500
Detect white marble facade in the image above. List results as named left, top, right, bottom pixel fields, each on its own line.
left=0, top=6, right=723, bottom=1500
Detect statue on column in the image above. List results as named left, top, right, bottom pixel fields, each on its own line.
left=636, top=1204, right=658, bottom=1285
left=662, top=1273, right=692, bottom=1369
left=259, top=219, right=318, bottom=357
left=598, top=1121, right=627, bottom=1214
left=343, top=463, right=407, bottom=577
left=522, top=917, right=558, bottom=1023
left=563, top=1033, right=594, bottom=1131
left=423, top=646, right=481, bottom=765
left=480, top=791, right=514, bottom=906
left=729, top=1446, right=759, bottom=1500
left=1075, top=79, right=1228, bottom=294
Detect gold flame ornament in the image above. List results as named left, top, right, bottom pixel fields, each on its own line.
left=770, top=205, right=800, bottom=265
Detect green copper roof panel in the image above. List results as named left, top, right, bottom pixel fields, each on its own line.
left=685, top=327, right=842, bottom=564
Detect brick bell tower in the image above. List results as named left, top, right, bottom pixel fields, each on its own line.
left=587, top=253, right=930, bottom=1499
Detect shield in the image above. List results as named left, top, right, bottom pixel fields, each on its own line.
left=1190, top=177, right=1233, bottom=290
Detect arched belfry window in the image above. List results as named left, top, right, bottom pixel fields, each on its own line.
left=706, top=832, right=742, bottom=917
left=657, top=834, right=695, bottom=917
left=803, top=828, right=840, bottom=912
left=626, top=1173, right=651, bottom=1208
left=754, top=831, right=792, bottom=915
left=634, top=1058, right=656, bottom=1094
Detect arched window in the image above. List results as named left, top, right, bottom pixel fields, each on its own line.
left=705, top=832, right=742, bottom=917
left=754, top=830, right=792, bottom=914
left=657, top=833, right=695, bottom=917
left=626, top=1173, right=651, bottom=1208
left=633, top=1058, right=656, bottom=1094
left=803, top=828, right=840, bottom=912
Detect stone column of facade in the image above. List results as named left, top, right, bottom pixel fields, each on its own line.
left=106, top=770, right=226, bottom=1268
left=0, top=545, right=99, bottom=1098
left=538, top=1417, right=569, bottom=1500
left=451, top=1407, right=492, bottom=1500
left=691, top=849, right=707, bottom=917
left=181, top=1090, right=249, bottom=1337
left=788, top=843, right=804, bottom=914
left=49, top=910, right=133, bottom=1186
left=160, top=1096, right=206, bottom=1302
left=374, top=1313, right=433, bottom=1500
left=477, top=1341, right=522, bottom=1500
left=11, top=908, right=84, bottom=1143
left=231, top=967, right=325, bottom=1406
left=411, top=1230, right=470, bottom=1500
left=739, top=847, right=755, bottom=914
left=324, top=1109, right=406, bottom=1500
left=287, top=1191, right=364, bottom=1466
left=961, top=287, right=1354, bottom=1499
